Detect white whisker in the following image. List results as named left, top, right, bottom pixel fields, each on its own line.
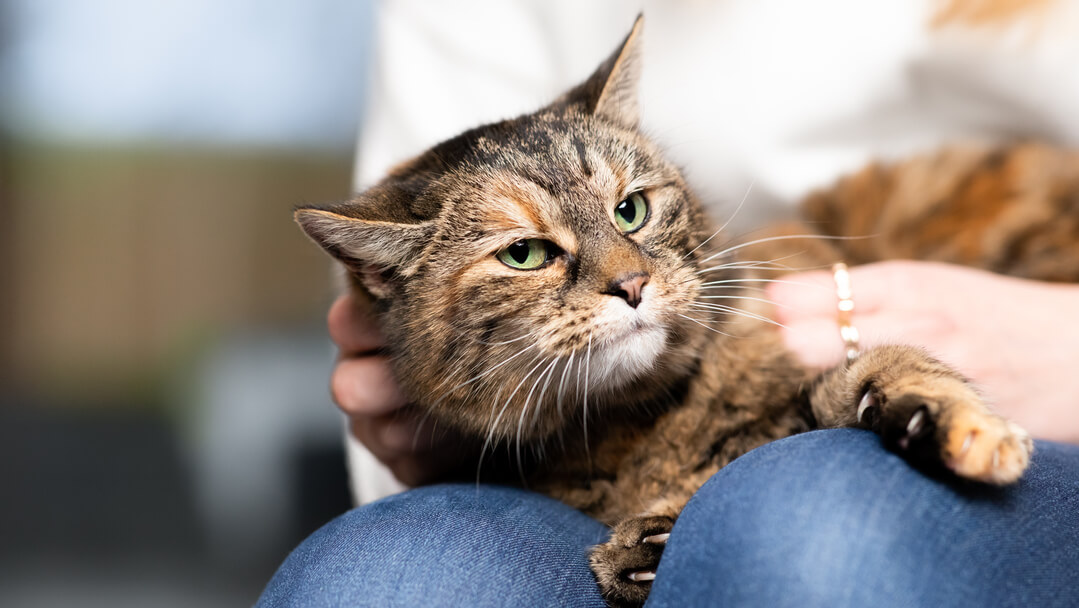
left=698, top=285, right=769, bottom=294
left=696, top=260, right=840, bottom=275
left=433, top=343, right=537, bottom=406
left=677, top=313, right=737, bottom=338
left=695, top=249, right=806, bottom=274
left=698, top=294, right=787, bottom=308
left=696, top=263, right=795, bottom=274
left=472, top=331, right=538, bottom=346
left=700, top=233, right=867, bottom=265
left=689, top=302, right=786, bottom=328
left=477, top=353, right=546, bottom=482
left=699, top=278, right=829, bottom=290
left=530, top=356, right=563, bottom=461
left=684, top=180, right=754, bottom=259
left=583, top=331, right=594, bottom=463
left=517, top=357, right=559, bottom=476
left=556, top=350, right=576, bottom=422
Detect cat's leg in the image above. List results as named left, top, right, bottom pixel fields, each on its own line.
left=810, top=344, right=1033, bottom=484
left=588, top=495, right=686, bottom=608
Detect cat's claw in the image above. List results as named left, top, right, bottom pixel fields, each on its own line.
left=591, top=515, right=673, bottom=606
left=856, top=391, right=877, bottom=423
left=960, top=430, right=975, bottom=455
left=907, top=408, right=926, bottom=434
left=898, top=406, right=929, bottom=450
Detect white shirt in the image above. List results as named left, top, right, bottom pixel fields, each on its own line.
left=348, top=0, right=1079, bottom=504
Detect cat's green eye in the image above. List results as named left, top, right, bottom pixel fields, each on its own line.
left=614, top=191, right=649, bottom=233
left=497, top=239, right=555, bottom=270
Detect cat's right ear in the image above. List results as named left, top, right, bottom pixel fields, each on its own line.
left=557, top=14, right=644, bottom=128
left=295, top=203, right=434, bottom=299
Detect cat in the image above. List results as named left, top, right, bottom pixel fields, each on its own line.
left=292, top=16, right=1073, bottom=607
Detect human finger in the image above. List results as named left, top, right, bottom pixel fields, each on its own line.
left=349, top=412, right=426, bottom=462
left=349, top=414, right=461, bottom=486
left=779, top=309, right=959, bottom=370
left=331, top=355, right=409, bottom=417
left=766, top=270, right=840, bottom=323
left=327, top=294, right=385, bottom=355
left=389, top=456, right=452, bottom=487
left=769, top=262, right=923, bottom=324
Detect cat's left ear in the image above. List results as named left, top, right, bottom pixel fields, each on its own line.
left=559, top=14, right=644, bottom=128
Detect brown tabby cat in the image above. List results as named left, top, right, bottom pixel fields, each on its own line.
left=294, top=17, right=1077, bottom=607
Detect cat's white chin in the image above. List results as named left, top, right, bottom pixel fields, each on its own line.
left=588, top=325, right=668, bottom=392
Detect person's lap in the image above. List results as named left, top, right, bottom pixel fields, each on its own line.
left=650, top=429, right=1079, bottom=607
left=257, top=478, right=610, bottom=607
left=258, top=429, right=1079, bottom=607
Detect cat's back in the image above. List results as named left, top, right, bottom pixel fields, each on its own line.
left=803, top=142, right=1079, bottom=282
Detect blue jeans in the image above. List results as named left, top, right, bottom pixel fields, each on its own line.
left=258, top=430, right=1079, bottom=607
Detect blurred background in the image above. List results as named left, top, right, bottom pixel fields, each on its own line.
left=0, top=1, right=374, bottom=604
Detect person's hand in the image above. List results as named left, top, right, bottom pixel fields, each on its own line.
left=328, top=294, right=469, bottom=486
left=768, top=260, right=1079, bottom=444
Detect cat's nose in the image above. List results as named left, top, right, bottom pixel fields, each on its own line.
left=603, top=272, right=650, bottom=309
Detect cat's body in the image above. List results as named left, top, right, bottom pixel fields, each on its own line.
left=296, top=18, right=1076, bottom=607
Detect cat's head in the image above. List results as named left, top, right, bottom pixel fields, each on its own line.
left=297, top=16, right=728, bottom=443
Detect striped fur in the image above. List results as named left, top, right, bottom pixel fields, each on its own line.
left=295, top=17, right=1057, bottom=606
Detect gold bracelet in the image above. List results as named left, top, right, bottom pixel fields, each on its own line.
left=832, top=263, right=861, bottom=362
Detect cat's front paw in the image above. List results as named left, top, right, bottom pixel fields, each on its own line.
left=859, top=387, right=1032, bottom=485
left=590, top=515, right=673, bottom=608
left=940, top=408, right=1032, bottom=484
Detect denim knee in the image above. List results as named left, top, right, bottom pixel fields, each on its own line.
left=649, top=429, right=1079, bottom=608
left=258, top=483, right=608, bottom=607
